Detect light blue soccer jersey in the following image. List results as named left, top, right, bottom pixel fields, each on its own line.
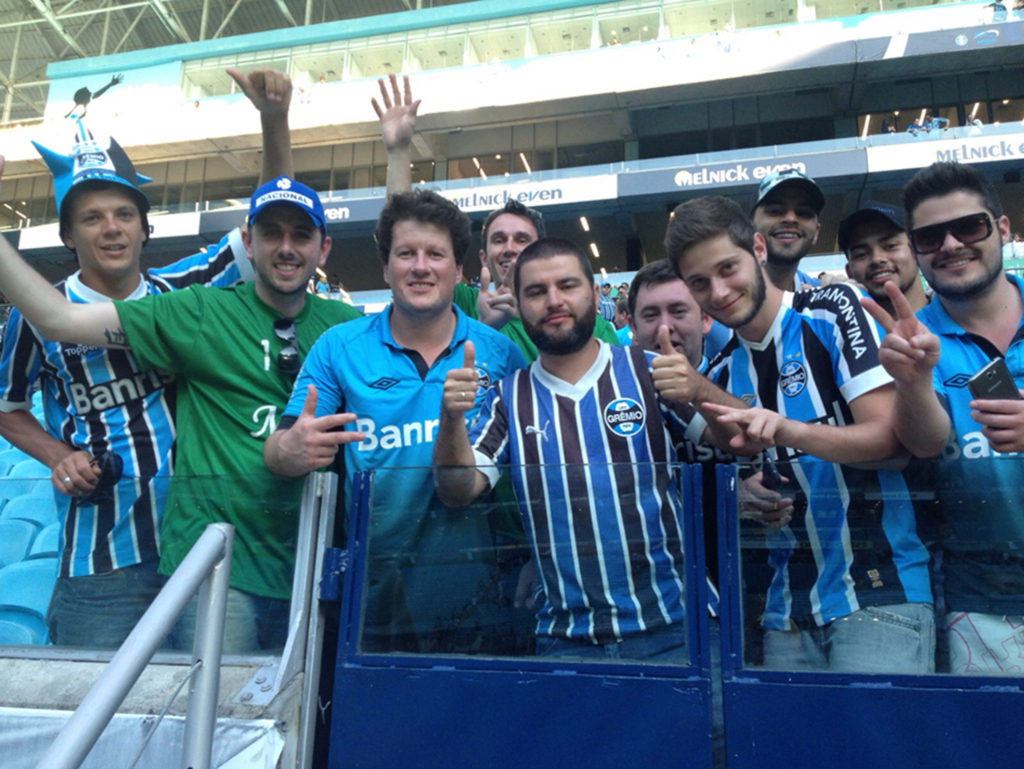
left=0, top=228, right=250, bottom=578
left=709, top=285, right=932, bottom=628
left=918, top=273, right=1024, bottom=614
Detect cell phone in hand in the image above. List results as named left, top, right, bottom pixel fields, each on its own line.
left=967, top=358, right=1022, bottom=401
left=761, top=453, right=782, bottom=491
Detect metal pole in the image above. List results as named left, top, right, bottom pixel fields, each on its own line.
left=35, top=524, right=234, bottom=769
left=181, top=524, right=234, bottom=769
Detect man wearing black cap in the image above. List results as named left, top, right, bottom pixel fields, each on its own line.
left=0, top=167, right=362, bottom=651
left=750, top=167, right=826, bottom=292
left=0, top=68, right=296, bottom=648
left=840, top=201, right=928, bottom=318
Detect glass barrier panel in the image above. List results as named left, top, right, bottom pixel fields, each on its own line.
left=731, top=455, right=1024, bottom=677
left=0, top=472, right=304, bottom=659
left=356, top=463, right=695, bottom=666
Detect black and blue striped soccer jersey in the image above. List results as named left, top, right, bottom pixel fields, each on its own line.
left=708, top=285, right=932, bottom=628
left=0, top=229, right=249, bottom=578
left=468, top=342, right=705, bottom=644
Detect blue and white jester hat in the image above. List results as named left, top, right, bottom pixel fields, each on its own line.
left=32, top=118, right=151, bottom=222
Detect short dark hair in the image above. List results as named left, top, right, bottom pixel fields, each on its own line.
left=375, top=189, right=471, bottom=265
left=664, top=196, right=756, bottom=272
left=627, top=259, right=684, bottom=318
left=903, top=162, right=1003, bottom=230
left=60, top=179, right=151, bottom=253
left=513, top=238, right=593, bottom=299
left=615, top=296, right=629, bottom=315
left=481, top=199, right=546, bottom=244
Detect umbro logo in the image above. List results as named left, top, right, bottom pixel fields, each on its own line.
left=370, top=377, right=399, bottom=391
left=944, top=374, right=972, bottom=389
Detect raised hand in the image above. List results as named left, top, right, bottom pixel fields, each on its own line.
left=651, top=325, right=700, bottom=403
left=443, top=341, right=480, bottom=419
left=861, top=281, right=940, bottom=386
left=274, top=385, right=364, bottom=473
left=227, top=67, right=291, bottom=115
left=476, top=264, right=517, bottom=329
left=373, top=73, right=420, bottom=152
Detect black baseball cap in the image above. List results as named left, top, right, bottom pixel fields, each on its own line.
left=837, top=202, right=905, bottom=254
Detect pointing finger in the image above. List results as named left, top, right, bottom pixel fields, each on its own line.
left=480, top=265, right=491, bottom=291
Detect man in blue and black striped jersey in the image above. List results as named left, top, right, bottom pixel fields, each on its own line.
left=666, top=196, right=934, bottom=674
left=0, top=68, right=294, bottom=648
left=866, top=162, right=1024, bottom=674
left=433, top=238, right=747, bottom=661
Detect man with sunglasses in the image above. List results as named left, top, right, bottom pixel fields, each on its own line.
left=0, top=68, right=299, bottom=649
left=864, top=161, right=1024, bottom=674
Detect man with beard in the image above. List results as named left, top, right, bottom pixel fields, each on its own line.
left=863, top=162, right=1024, bottom=675
left=665, top=196, right=934, bottom=673
left=751, top=168, right=825, bottom=292
left=265, top=189, right=525, bottom=651
left=841, top=201, right=929, bottom=318
left=432, top=238, right=740, bottom=661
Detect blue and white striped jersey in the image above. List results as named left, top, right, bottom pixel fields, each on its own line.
left=708, top=284, right=932, bottom=629
left=469, top=342, right=705, bottom=644
left=0, top=228, right=250, bottom=578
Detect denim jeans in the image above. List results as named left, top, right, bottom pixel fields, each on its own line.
left=170, top=587, right=290, bottom=654
left=46, top=560, right=164, bottom=649
left=535, top=620, right=688, bottom=663
left=762, top=602, right=936, bottom=674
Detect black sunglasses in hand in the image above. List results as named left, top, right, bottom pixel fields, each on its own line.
left=273, top=318, right=301, bottom=376
left=84, top=451, right=124, bottom=506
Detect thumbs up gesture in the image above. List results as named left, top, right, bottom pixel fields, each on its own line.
left=651, top=325, right=701, bottom=404
left=443, top=340, right=481, bottom=418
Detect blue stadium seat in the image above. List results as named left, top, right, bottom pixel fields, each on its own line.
left=0, top=558, right=58, bottom=644
left=0, top=618, right=35, bottom=645
left=29, top=522, right=61, bottom=560
left=0, top=492, right=58, bottom=530
left=0, top=447, right=28, bottom=470
left=2, top=460, right=51, bottom=500
left=0, top=520, right=37, bottom=568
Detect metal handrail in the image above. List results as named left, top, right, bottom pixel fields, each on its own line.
left=35, top=522, right=235, bottom=769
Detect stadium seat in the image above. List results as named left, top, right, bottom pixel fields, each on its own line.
left=29, top=522, right=61, bottom=560
left=2, top=460, right=51, bottom=500
left=0, top=493, right=58, bottom=530
left=0, top=520, right=37, bottom=568
left=0, top=618, right=35, bottom=645
left=0, top=558, right=58, bottom=644
left=0, top=447, right=27, bottom=470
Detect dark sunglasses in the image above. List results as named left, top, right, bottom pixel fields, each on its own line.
left=273, top=318, right=301, bottom=376
left=909, top=212, right=993, bottom=255
left=84, top=451, right=124, bottom=506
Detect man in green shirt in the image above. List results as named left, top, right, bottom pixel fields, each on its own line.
left=0, top=169, right=362, bottom=651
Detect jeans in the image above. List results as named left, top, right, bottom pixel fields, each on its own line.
left=762, top=602, right=935, bottom=674
left=535, top=620, right=688, bottom=663
left=46, top=561, right=164, bottom=649
left=170, top=587, right=291, bottom=654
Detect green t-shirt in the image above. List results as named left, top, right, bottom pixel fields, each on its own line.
left=453, top=282, right=478, bottom=320
left=116, top=284, right=361, bottom=599
left=499, top=314, right=621, bottom=364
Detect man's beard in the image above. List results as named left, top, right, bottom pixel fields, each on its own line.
left=721, top=263, right=767, bottom=330
left=523, top=296, right=597, bottom=356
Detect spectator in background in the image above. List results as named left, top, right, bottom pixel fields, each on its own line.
left=840, top=201, right=929, bottom=318
left=599, top=282, right=617, bottom=321
left=750, top=168, right=825, bottom=292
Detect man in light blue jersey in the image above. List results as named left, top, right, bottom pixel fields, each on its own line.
left=264, top=189, right=526, bottom=652
left=666, top=196, right=934, bottom=674
left=433, top=238, right=744, bottom=661
left=0, top=68, right=294, bottom=648
left=866, top=162, right=1024, bottom=674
